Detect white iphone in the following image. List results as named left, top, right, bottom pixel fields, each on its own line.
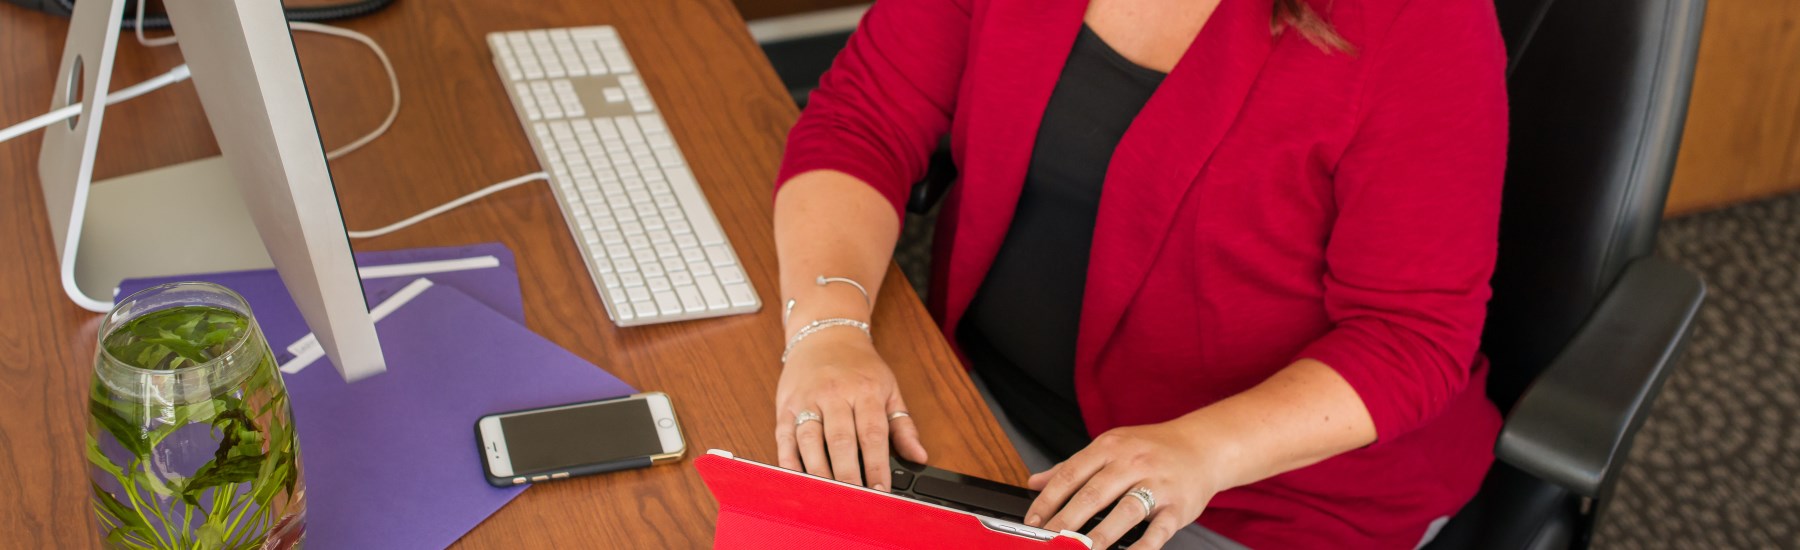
left=476, top=391, right=685, bottom=487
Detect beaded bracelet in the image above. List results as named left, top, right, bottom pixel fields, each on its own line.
left=781, top=318, right=871, bottom=363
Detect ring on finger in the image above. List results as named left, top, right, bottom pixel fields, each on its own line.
left=1126, top=487, right=1156, bottom=516
left=888, top=410, right=910, bottom=421
left=795, top=410, right=822, bottom=428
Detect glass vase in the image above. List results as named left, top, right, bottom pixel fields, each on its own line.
left=86, top=282, right=306, bottom=549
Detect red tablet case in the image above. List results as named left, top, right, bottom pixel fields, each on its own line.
left=696, top=450, right=1092, bottom=550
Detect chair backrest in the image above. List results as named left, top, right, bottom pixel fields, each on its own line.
left=1481, top=0, right=1707, bottom=413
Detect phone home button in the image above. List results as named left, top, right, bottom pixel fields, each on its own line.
left=657, top=417, right=674, bottom=428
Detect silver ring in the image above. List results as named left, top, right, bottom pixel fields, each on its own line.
left=794, top=410, right=822, bottom=428
left=888, top=410, right=910, bottom=421
left=1126, top=487, right=1155, bottom=516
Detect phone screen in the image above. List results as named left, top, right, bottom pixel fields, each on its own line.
left=500, top=399, right=663, bottom=473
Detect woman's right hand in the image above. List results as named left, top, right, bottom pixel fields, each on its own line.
left=775, top=328, right=929, bottom=491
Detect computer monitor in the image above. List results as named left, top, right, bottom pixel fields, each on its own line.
left=37, top=0, right=386, bottom=382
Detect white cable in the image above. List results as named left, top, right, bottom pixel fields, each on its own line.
left=346, top=172, right=549, bottom=239
left=288, top=22, right=401, bottom=161
left=8, top=10, right=469, bottom=241
left=3, top=11, right=400, bottom=161
left=0, top=64, right=192, bottom=144
left=133, top=0, right=180, bottom=48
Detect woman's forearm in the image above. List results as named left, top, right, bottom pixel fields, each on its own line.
left=773, top=170, right=903, bottom=337
left=1174, top=359, right=1379, bottom=489
left=772, top=170, right=931, bottom=487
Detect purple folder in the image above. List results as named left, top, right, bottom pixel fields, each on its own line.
left=117, top=244, right=636, bottom=549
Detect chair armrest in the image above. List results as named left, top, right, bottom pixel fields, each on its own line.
left=1496, top=256, right=1705, bottom=501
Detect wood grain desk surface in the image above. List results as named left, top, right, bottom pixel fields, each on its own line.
left=0, top=1, right=1026, bottom=547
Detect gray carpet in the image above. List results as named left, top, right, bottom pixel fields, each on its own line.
left=1594, top=192, right=1800, bottom=549
left=890, top=191, right=1800, bottom=548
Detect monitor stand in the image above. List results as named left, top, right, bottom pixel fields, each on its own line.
left=77, top=157, right=274, bottom=303
left=37, top=0, right=386, bottom=382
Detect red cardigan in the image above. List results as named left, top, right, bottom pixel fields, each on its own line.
left=776, top=0, right=1508, bottom=546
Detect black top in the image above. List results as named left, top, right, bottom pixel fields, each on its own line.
left=958, top=25, right=1166, bottom=460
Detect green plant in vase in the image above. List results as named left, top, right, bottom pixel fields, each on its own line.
left=87, top=283, right=306, bottom=550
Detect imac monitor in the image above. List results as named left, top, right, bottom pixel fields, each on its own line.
left=36, top=0, right=386, bottom=382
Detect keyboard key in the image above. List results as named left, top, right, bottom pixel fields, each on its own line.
left=718, top=265, right=746, bottom=284
left=696, top=275, right=728, bottom=310
left=653, top=291, right=682, bottom=315
left=632, top=300, right=657, bottom=316
left=725, top=283, right=757, bottom=307
left=677, top=286, right=705, bottom=313
left=627, top=286, right=651, bottom=303
left=706, top=245, right=735, bottom=267
left=667, top=170, right=726, bottom=244
left=649, top=277, right=672, bottom=292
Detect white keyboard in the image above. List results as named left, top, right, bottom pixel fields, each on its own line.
left=488, top=26, right=761, bottom=326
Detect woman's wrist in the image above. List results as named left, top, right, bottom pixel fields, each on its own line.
left=781, top=326, right=878, bottom=367
left=783, top=284, right=873, bottom=338
left=1168, top=409, right=1255, bottom=491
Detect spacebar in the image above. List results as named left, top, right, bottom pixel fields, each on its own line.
left=666, top=169, right=726, bottom=245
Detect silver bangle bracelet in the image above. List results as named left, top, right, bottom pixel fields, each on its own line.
left=783, top=275, right=874, bottom=326
left=816, top=276, right=872, bottom=309
left=782, top=318, right=871, bottom=363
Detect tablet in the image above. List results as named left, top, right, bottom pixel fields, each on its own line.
left=697, top=449, right=1092, bottom=549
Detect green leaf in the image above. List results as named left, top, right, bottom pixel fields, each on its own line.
left=92, top=481, right=156, bottom=543
left=103, top=528, right=131, bottom=547
left=85, top=433, right=124, bottom=480
left=90, top=397, right=149, bottom=458
left=196, top=520, right=226, bottom=550
left=180, top=461, right=213, bottom=508
left=182, top=451, right=265, bottom=506
left=281, top=449, right=298, bottom=498
left=232, top=434, right=265, bottom=459
left=252, top=459, right=290, bottom=506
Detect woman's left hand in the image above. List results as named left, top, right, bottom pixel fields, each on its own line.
left=1023, top=420, right=1230, bottom=550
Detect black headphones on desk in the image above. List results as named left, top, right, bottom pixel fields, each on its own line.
left=5, top=0, right=397, bottom=29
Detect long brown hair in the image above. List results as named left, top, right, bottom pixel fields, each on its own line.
left=1272, top=0, right=1354, bottom=53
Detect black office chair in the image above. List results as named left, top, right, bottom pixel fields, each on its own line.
left=1422, top=0, right=1708, bottom=548
left=894, top=0, right=1710, bottom=548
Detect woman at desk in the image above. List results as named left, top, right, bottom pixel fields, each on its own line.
left=769, top=0, right=1506, bottom=547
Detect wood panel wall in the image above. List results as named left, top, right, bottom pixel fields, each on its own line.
left=734, top=0, right=869, bottom=22
left=1666, top=0, right=1800, bottom=215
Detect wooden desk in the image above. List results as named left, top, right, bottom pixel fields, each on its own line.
left=0, top=1, right=1026, bottom=547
